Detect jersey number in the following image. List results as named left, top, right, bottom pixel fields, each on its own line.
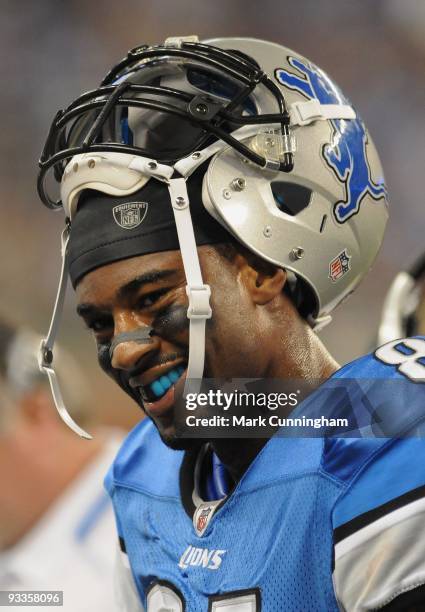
left=147, top=582, right=260, bottom=611
left=375, top=338, right=425, bottom=382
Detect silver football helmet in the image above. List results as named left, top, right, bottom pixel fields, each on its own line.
left=38, top=36, right=389, bottom=437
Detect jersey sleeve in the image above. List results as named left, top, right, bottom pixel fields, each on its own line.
left=332, top=438, right=425, bottom=611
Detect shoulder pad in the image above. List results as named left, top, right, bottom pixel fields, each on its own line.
left=105, top=419, right=183, bottom=498
left=292, top=337, right=425, bottom=438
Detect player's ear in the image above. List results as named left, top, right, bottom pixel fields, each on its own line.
left=234, top=253, right=287, bottom=305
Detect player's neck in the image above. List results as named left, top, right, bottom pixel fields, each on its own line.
left=210, top=319, right=339, bottom=484
left=268, top=309, right=339, bottom=382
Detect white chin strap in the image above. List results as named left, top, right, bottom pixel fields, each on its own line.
left=38, top=226, right=94, bottom=439
left=167, top=178, right=212, bottom=387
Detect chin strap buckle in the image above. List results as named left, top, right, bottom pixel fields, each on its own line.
left=186, top=285, right=212, bottom=320
left=38, top=339, right=53, bottom=370
left=290, top=100, right=356, bottom=126
left=308, top=313, right=333, bottom=333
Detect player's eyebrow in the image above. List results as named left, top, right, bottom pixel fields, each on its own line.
left=76, top=303, right=109, bottom=319
left=116, top=269, right=178, bottom=300
left=76, top=269, right=179, bottom=319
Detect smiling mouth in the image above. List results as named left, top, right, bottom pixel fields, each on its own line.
left=136, top=363, right=187, bottom=403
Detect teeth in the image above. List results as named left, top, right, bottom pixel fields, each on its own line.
left=168, top=369, right=180, bottom=383
left=149, top=365, right=185, bottom=399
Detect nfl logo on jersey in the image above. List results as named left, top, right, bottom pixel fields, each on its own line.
left=197, top=506, right=212, bottom=533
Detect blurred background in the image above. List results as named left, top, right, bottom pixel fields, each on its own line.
left=0, top=0, right=424, bottom=428
left=0, top=3, right=424, bottom=606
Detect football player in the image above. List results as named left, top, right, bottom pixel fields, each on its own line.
left=36, top=36, right=425, bottom=611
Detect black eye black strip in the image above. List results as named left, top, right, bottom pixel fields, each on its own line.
left=152, top=304, right=188, bottom=340
left=109, top=327, right=154, bottom=358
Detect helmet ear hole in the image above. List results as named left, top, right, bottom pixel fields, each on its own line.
left=271, top=182, right=312, bottom=216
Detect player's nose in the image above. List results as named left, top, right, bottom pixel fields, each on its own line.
left=110, top=324, right=157, bottom=372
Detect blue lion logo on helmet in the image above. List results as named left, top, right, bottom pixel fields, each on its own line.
left=275, top=57, right=387, bottom=223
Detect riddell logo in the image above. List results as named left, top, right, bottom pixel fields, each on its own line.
left=178, top=545, right=226, bottom=571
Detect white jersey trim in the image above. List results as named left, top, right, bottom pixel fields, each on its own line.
left=335, top=494, right=425, bottom=560
left=334, top=497, right=425, bottom=610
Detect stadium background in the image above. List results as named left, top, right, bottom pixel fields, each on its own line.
left=0, top=0, right=424, bottom=428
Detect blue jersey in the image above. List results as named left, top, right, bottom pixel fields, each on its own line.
left=105, top=338, right=425, bottom=611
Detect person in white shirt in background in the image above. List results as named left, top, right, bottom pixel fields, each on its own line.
left=0, top=320, right=123, bottom=611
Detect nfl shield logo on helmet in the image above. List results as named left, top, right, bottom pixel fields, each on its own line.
left=112, top=202, right=148, bottom=230
left=329, top=249, right=351, bottom=282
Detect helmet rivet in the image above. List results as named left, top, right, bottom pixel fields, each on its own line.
left=88, top=159, right=96, bottom=169
left=290, top=247, right=304, bottom=260
left=196, top=103, right=208, bottom=115
left=175, top=196, right=186, bottom=208
left=43, top=348, right=53, bottom=365
left=73, top=163, right=79, bottom=172
left=147, top=161, right=157, bottom=170
left=263, top=226, right=272, bottom=237
left=222, top=189, right=232, bottom=200
left=192, top=151, right=201, bottom=160
left=231, top=177, right=246, bottom=191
